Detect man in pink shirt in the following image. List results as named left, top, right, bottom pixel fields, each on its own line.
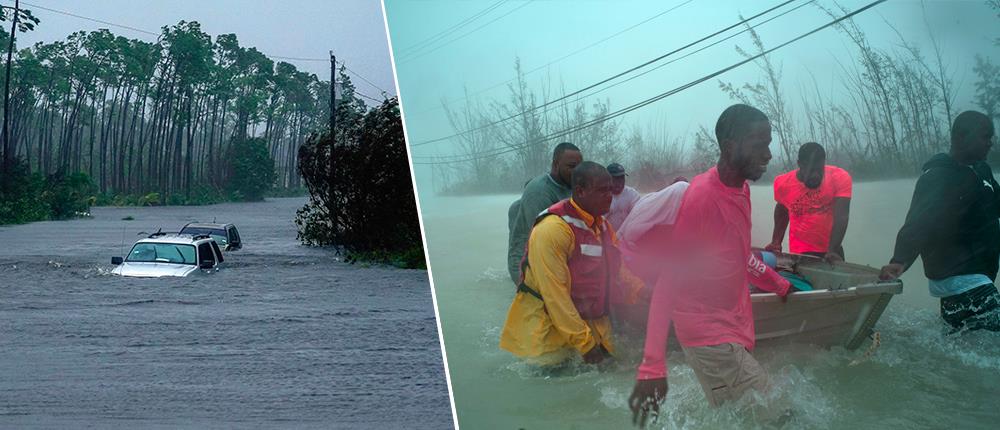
left=766, top=142, right=852, bottom=263
left=628, top=104, right=791, bottom=427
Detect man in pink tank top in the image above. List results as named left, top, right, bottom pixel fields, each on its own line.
left=628, top=104, right=791, bottom=427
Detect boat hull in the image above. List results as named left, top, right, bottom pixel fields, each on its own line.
left=614, top=252, right=904, bottom=351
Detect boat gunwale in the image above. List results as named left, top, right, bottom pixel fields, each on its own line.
left=751, top=281, right=903, bottom=303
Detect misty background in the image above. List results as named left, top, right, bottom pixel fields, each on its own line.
left=385, top=0, right=999, bottom=194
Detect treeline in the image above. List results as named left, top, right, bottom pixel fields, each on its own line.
left=431, top=4, right=1000, bottom=194
left=431, top=59, right=692, bottom=194
left=712, top=7, right=984, bottom=178
left=0, top=20, right=331, bottom=204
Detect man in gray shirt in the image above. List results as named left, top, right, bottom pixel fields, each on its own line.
left=507, top=142, right=583, bottom=283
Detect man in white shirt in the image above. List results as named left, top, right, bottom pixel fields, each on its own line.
left=606, top=163, right=641, bottom=231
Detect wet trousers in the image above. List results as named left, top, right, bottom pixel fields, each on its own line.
left=940, top=283, right=1000, bottom=332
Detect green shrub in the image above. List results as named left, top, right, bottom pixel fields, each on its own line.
left=0, top=164, right=47, bottom=224
left=296, top=97, right=426, bottom=268
left=0, top=159, right=96, bottom=225
left=226, top=137, right=276, bottom=202
left=43, top=171, right=97, bottom=219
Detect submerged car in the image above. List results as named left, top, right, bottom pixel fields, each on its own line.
left=179, top=222, right=242, bottom=251
left=111, top=233, right=225, bottom=278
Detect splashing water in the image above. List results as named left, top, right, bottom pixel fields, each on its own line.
left=422, top=181, right=1000, bottom=428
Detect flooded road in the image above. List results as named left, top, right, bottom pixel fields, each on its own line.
left=0, top=198, right=452, bottom=429
left=422, top=178, right=1000, bottom=429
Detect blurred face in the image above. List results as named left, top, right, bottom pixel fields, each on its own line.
left=958, top=123, right=996, bottom=162
left=727, top=120, right=773, bottom=181
left=575, top=171, right=614, bottom=217
left=553, top=150, right=583, bottom=187
left=797, top=156, right=825, bottom=189
left=611, top=175, right=626, bottom=195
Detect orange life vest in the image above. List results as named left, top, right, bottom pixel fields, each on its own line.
left=517, top=199, right=621, bottom=319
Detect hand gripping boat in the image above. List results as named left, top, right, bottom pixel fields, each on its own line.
left=615, top=182, right=903, bottom=350
left=749, top=251, right=903, bottom=350
left=613, top=251, right=903, bottom=351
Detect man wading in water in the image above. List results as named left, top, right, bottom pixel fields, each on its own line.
left=628, top=104, right=792, bottom=427
left=766, top=142, right=853, bottom=263
left=508, top=142, right=583, bottom=284
left=500, top=162, right=645, bottom=366
left=880, top=111, right=1000, bottom=332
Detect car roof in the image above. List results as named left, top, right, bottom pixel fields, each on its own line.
left=135, top=234, right=215, bottom=245
left=182, top=222, right=233, bottom=229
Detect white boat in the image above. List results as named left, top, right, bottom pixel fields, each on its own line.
left=749, top=252, right=902, bottom=350
left=613, top=252, right=903, bottom=351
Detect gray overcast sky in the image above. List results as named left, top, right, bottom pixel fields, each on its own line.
left=3, top=0, right=396, bottom=100
left=385, top=0, right=1000, bottom=193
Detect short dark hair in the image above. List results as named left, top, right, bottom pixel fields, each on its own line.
left=797, top=142, right=826, bottom=163
left=951, top=111, right=994, bottom=145
left=552, top=142, right=581, bottom=162
left=571, top=161, right=607, bottom=190
left=715, top=104, right=769, bottom=146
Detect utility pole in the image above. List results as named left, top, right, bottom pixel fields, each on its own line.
left=329, top=51, right=336, bottom=135
left=1, top=0, right=20, bottom=180
left=327, top=51, right=337, bottom=229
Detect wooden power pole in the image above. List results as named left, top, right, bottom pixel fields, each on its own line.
left=2, top=0, right=20, bottom=179
left=327, top=51, right=337, bottom=227
left=329, top=51, right=336, bottom=135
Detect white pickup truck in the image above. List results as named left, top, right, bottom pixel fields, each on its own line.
left=111, top=233, right=225, bottom=278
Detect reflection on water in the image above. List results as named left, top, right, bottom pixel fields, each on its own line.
left=422, top=179, right=1000, bottom=429
left=0, top=198, right=451, bottom=429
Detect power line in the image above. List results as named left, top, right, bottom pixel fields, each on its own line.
left=340, top=63, right=391, bottom=95
left=395, top=0, right=507, bottom=56
left=416, top=0, right=869, bottom=164
left=353, top=90, right=386, bottom=104
left=538, top=0, right=816, bottom=109
left=412, top=0, right=887, bottom=165
left=397, top=0, right=535, bottom=64
left=19, top=0, right=159, bottom=36
left=268, top=55, right=327, bottom=62
left=405, top=0, right=698, bottom=119
left=410, top=0, right=800, bottom=148
left=414, top=0, right=814, bottom=161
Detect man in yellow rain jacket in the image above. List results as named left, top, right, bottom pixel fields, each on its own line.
left=500, top=161, right=645, bottom=365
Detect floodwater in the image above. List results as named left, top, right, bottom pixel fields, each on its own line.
left=421, top=178, right=1000, bottom=429
left=0, top=197, right=452, bottom=429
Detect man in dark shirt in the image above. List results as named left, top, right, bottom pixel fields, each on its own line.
left=507, top=142, right=583, bottom=283
left=880, top=111, right=1000, bottom=332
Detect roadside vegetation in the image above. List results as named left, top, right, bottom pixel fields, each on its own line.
left=296, top=96, right=426, bottom=269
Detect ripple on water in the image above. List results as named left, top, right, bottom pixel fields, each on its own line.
left=0, top=198, right=450, bottom=428
left=475, top=298, right=999, bottom=429
left=476, top=266, right=509, bottom=283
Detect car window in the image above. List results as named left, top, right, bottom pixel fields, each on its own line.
left=180, top=226, right=229, bottom=246
left=197, top=243, right=216, bottom=266
left=210, top=241, right=224, bottom=263
left=126, top=243, right=196, bottom=265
